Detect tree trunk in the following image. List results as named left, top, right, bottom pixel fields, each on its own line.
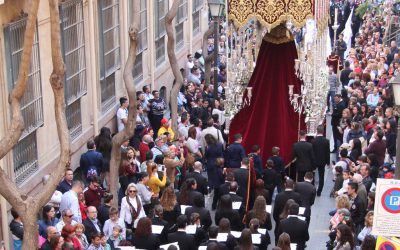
left=203, top=24, right=216, bottom=85
left=0, top=0, right=40, bottom=159
left=20, top=214, right=39, bottom=250
left=0, top=0, right=71, bottom=249
left=165, top=0, right=183, bottom=137
left=109, top=1, right=139, bottom=208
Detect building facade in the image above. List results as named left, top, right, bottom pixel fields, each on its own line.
left=0, top=0, right=207, bottom=245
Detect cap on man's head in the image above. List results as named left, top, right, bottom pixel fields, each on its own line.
left=161, top=118, right=168, bottom=125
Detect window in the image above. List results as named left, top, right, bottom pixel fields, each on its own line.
left=155, top=0, right=169, bottom=66
left=99, top=0, right=120, bottom=112
left=175, top=0, right=187, bottom=49
left=4, top=16, right=43, bottom=184
left=155, top=36, right=165, bottom=65
left=192, top=0, right=203, bottom=35
left=65, top=99, right=82, bottom=140
left=132, top=53, right=143, bottom=82
left=129, top=0, right=147, bottom=82
left=60, top=0, right=86, bottom=139
left=13, top=132, right=39, bottom=185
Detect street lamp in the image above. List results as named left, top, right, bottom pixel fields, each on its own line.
left=208, top=0, right=225, bottom=98
left=391, top=73, right=400, bottom=179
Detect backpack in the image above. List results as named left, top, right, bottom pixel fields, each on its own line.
left=86, top=167, right=98, bottom=178
left=83, top=152, right=99, bottom=178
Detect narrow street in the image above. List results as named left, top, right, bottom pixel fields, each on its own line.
left=204, top=115, right=337, bottom=249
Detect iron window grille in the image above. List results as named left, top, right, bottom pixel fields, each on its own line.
left=99, top=0, right=120, bottom=112
left=60, top=0, right=86, bottom=139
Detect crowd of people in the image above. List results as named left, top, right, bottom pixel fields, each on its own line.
left=324, top=0, right=400, bottom=250
left=7, top=1, right=400, bottom=250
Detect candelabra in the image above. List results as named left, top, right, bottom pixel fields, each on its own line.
left=224, top=22, right=256, bottom=132
left=289, top=19, right=330, bottom=136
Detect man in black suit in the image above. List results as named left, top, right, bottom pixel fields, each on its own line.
left=292, top=130, right=315, bottom=182
left=228, top=181, right=245, bottom=218
left=294, top=172, right=316, bottom=226
left=278, top=203, right=309, bottom=250
left=226, top=133, right=246, bottom=168
left=184, top=161, right=208, bottom=195
left=331, top=94, right=346, bottom=152
left=218, top=172, right=234, bottom=198
left=340, top=61, right=352, bottom=87
left=168, top=215, right=197, bottom=250
left=273, top=179, right=302, bottom=244
left=200, top=226, right=228, bottom=250
left=185, top=193, right=212, bottom=230
left=311, top=125, right=330, bottom=196
left=83, top=206, right=102, bottom=240
left=152, top=205, right=169, bottom=244
left=234, top=157, right=250, bottom=204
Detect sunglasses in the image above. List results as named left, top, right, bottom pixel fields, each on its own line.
left=65, top=214, right=74, bottom=218
left=129, top=190, right=137, bottom=193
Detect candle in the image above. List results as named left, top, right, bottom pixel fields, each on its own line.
left=334, top=8, right=338, bottom=25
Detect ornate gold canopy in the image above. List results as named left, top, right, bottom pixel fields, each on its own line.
left=228, top=0, right=314, bottom=31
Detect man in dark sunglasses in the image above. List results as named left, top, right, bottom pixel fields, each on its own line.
left=55, top=209, right=78, bottom=232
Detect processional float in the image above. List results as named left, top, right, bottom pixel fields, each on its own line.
left=226, top=0, right=331, bottom=137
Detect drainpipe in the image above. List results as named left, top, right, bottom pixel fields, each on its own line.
left=88, top=0, right=99, bottom=134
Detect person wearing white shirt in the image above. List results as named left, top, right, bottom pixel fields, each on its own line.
left=142, top=85, right=154, bottom=111
left=59, top=180, right=84, bottom=223
left=55, top=209, right=78, bottom=232
left=337, top=170, right=350, bottom=196
left=186, top=54, right=194, bottom=77
left=178, top=113, right=190, bottom=139
left=103, top=207, right=126, bottom=240
left=119, top=183, right=146, bottom=229
left=187, top=127, right=202, bottom=159
left=117, top=97, right=129, bottom=132
left=212, top=100, right=226, bottom=127
left=357, top=211, right=375, bottom=242
left=200, top=118, right=224, bottom=154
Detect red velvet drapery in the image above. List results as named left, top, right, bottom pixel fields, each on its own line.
left=228, top=39, right=305, bottom=165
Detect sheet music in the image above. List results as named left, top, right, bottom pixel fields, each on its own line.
left=298, top=216, right=306, bottom=221
left=185, top=224, right=197, bottom=234
left=266, top=205, right=272, bottom=213
left=217, top=233, right=228, bottom=242
left=290, top=243, right=297, bottom=250
left=299, top=207, right=306, bottom=215
left=180, top=205, right=191, bottom=214
left=151, top=225, right=164, bottom=234
left=258, top=228, right=267, bottom=235
left=232, top=201, right=242, bottom=210
left=251, top=234, right=261, bottom=244
left=230, top=231, right=241, bottom=238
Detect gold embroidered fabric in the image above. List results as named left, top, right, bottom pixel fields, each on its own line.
left=263, top=24, right=294, bottom=44
left=228, top=0, right=314, bottom=30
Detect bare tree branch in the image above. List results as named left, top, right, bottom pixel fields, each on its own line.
left=203, top=24, right=216, bottom=85
left=0, top=0, right=71, bottom=249
left=109, top=1, right=139, bottom=207
left=0, top=0, right=41, bottom=159
left=36, top=0, right=71, bottom=207
left=165, top=0, right=183, bottom=136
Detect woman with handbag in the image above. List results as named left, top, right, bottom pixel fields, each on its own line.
left=119, top=183, right=146, bottom=231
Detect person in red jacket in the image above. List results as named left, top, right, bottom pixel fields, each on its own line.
left=84, top=176, right=104, bottom=209
left=139, top=134, right=153, bottom=162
